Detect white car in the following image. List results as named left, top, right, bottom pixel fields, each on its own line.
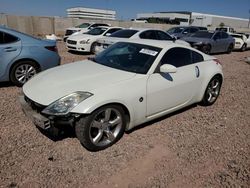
left=63, top=23, right=110, bottom=42
left=231, top=33, right=250, bottom=51
left=94, top=28, right=190, bottom=54
left=66, top=26, right=122, bottom=53
left=20, top=40, right=223, bottom=151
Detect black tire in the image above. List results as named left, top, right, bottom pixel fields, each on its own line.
left=201, top=75, right=222, bottom=106
left=201, top=44, right=211, bottom=54
left=75, top=105, right=126, bottom=151
left=241, top=43, right=247, bottom=52
left=10, top=61, right=39, bottom=87
left=90, top=42, right=97, bottom=54
left=227, top=43, right=234, bottom=54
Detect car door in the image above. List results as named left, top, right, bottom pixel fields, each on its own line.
left=0, top=31, right=21, bottom=79
left=211, top=32, right=224, bottom=53
left=146, top=47, right=202, bottom=117
left=221, top=32, right=231, bottom=51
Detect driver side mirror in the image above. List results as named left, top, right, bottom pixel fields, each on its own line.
left=160, top=64, right=177, bottom=73
left=105, top=33, right=111, bottom=36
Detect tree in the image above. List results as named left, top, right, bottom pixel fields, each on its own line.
left=219, top=22, right=225, bottom=27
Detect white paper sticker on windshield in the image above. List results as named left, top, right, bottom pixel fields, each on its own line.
left=139, top=49, right=158, bottom=56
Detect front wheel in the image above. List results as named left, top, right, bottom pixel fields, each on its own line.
left=75, top=105, right=126, bottom=151
left=241, top=43, right=247, bottom=52
left=10, top=61, right=39, bottom=87
left=201, top=44, right=211, bottom=54
left=227, top=44, right=234, bottom=54
left=201, top=76, right=222, bottom=106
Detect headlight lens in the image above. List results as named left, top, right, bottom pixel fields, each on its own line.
left=42, top=92, right=93, bottom=115
left=80, top=39, right=90, bottom=44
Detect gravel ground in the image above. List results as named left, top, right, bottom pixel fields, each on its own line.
left=0, top=42, right=249, bottom=188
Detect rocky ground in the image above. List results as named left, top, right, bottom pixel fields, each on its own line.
left=0, top=42, right=249, bottom=188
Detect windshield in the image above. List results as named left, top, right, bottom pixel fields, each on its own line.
left=216, top=28, right=227, bottom=32
left=94, top=42, right=161, bottom=74
left=86, top=27, right=107, bottom=35
left=167, top=27, right=185, bottom=34
left=110, top=29, right=138, bottom=38
left=191, top=31, right=214, bottom=38
left=76, top=23, right=91, bottom=28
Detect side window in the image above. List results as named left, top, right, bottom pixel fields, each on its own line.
left=221, top=32, right=229, bottom=39
left=190, top=28, right=199, bottom=33
left=105, top=28, right=121, bottom=36
left=213, top=32, right=221, bottom=40
left=139, top=30, right=158, bottom=40
left=160, top=47, right=192, bottom=67
left=192, top=50, right=204, bottom=63
left=156, top=31, right=173, bottom=40
left=0, top=31, right=18, bottom=44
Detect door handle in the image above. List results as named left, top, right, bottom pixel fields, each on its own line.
left=4, top=47, right=17, bottom=52
left=195, top=66, right=200, bottom=78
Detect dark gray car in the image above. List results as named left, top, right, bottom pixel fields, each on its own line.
left=182, top=31, right=235, bottom=54
left=167, top=26, right=207, bottom=39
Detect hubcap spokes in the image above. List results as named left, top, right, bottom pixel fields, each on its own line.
left=90, top=108, right=122, bottom=146
left=207, top=79, right=220, bottom=103
left=15, top=64, right=36, bottom=84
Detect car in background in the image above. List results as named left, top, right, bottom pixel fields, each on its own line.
left=215, top=27, right=235, bottom=34
left=94, top=28, right=190, bottom=54
left=20, top=39, right=223, bottom=151
left=66, top=26, right=122, bottom=53
left=0, top=26, right=60, bottom=86
left=182, top=30, right=235, bottom=54
left=167, top=26, right=207, bottom=39
left=231, top=33, right=250, bottom=51
left=63, top=23, right=111, bottom=42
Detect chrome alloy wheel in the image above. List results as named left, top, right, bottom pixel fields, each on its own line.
left=89, top=108, right=123, bottom=147
left=15, top=64, right=37, bottom=84
left=206, top=78, right=221, bottom=103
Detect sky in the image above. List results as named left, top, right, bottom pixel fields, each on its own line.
left=0, top=0, right=250, bottom=20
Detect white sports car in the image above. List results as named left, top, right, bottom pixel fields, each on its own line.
left=20, top=40, right=223, bottom=151
left=66, top=26, right=122, bottom=53
left=94, top=28, right=190, bottom=54
left=231, top=33, right=250, bottom=51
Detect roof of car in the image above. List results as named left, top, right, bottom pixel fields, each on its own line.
left=121, top=38, right=188, bottom=49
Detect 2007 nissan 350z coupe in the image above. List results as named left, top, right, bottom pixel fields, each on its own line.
left=20, top=40, right=223, bottom=151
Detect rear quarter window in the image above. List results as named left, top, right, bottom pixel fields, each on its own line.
left=0, top=31, right=19, bottom=44
left=192, top=51, right=204, bottom=63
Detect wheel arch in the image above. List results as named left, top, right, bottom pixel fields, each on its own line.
left=198, top=73, right=223, bottom=102
left=9, top=58, right=41, bottom=77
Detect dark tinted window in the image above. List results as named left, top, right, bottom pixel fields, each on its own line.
left=192, top=50, right=204, bottom=63
left=191, top=31, right=214, bottom=38
left=0, top=31, right=18, bottom=44
left=91, top=23, right=109, bottom=28
left=156, top=31, right=173, bottom=40
left=110, top=29, right=138, bottom=38
left=167, top=27, right=185, bottom=34
left=213, top=32, right=221, bottom=40
left=221, top=32, right=229, bottom=39
left=161, top=47, right=192, bottom=67
left=139, top=30, right=158, bottom=39
left=104, top=28, right=122, bottom=36
left=190, top=28, right=199, bottom=33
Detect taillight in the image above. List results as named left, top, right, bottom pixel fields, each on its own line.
left=214, top=59, right=222, bottom=65
left=45, top=46, right=58, bottom=53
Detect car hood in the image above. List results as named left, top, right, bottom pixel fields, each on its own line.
left=182, top=37, right=212, bottom=43
left=67, top=34, right=95, bottom=41
left=23, top=60, right=136, bottom=106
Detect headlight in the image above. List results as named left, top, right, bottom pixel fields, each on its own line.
left=42, top=92, right=93, bottom=116
left=80, top=39, right=90, bottom=44
left=194, top=42, right=203, bottom=45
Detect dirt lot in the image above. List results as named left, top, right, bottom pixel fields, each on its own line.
left=0, top=42, right=249, bottom=188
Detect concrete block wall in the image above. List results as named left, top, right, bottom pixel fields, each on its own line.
left=1, top=14, right=250, bottom=36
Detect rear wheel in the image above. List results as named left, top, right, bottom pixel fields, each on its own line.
left=75, top=105, right=126, bottom=151
left=227, top=43, right=234, bottom=54
left=201, top=75, right=222, bottom=106
left=10, top=61, right=39, bottom=87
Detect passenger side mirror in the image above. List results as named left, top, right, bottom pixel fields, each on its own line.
left=105, top=33, right=111, bottom=36
left=160, top=64, right=177, bottom=73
